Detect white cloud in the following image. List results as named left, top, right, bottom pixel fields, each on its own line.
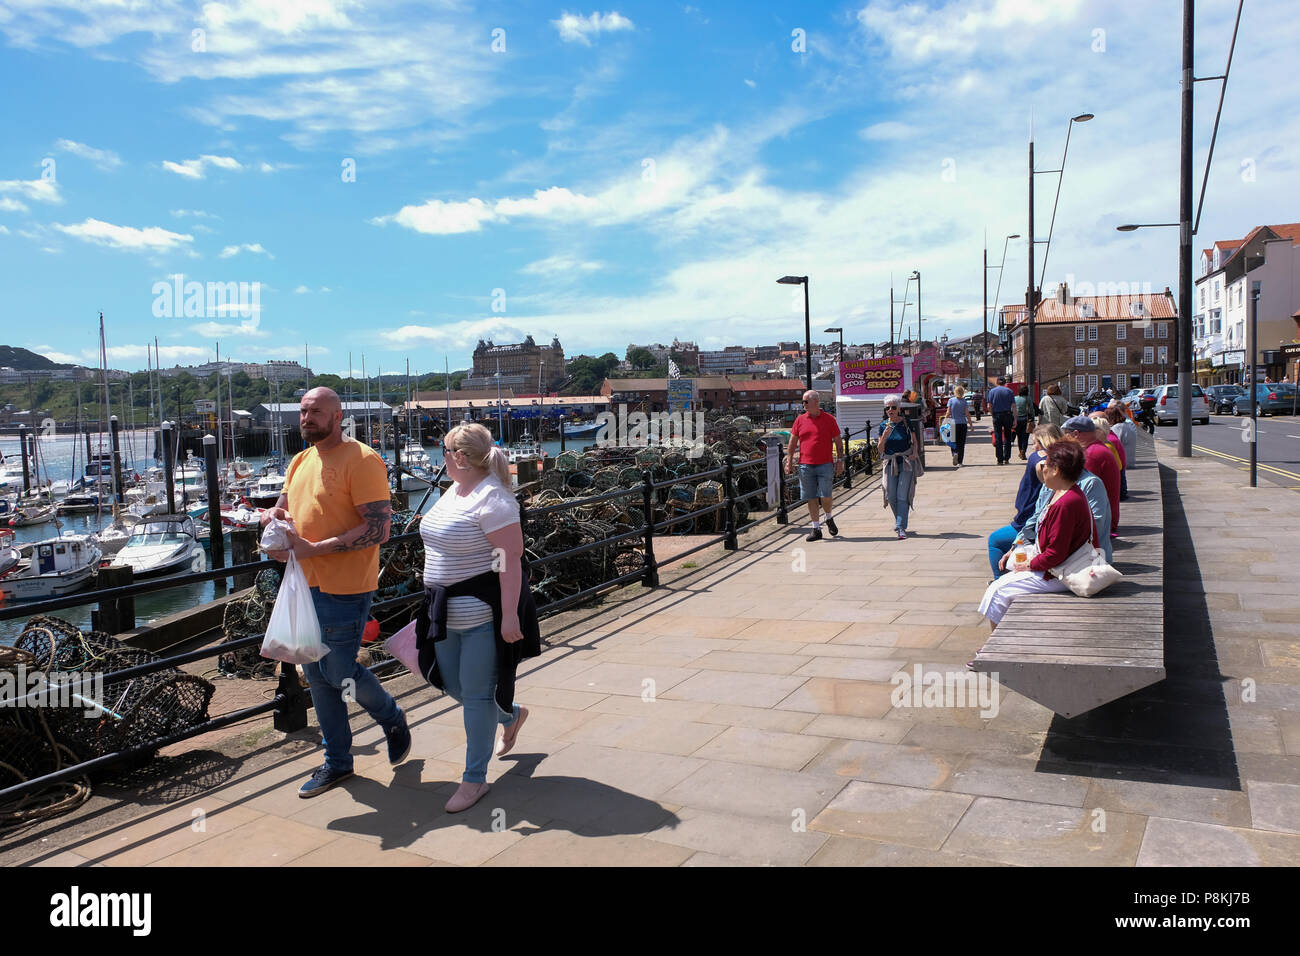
left=744, top=79, right=757, bottom=89
left=192, top=317, right=269, bottom=338
left=54, top=138, right=122, bottom=169
left=294, top=284, right=311, bottom=294
left=319, top=286, right=331, bottom=293
left=379, top=319, right=530, bottom=349
left=521, top=255, right=604, bottom=276
left=54, top=218, right=194, bottom=253
left=374, top=198, right=497, bottom=235
left=859, top=121, right=914, bottom=141
left=553, top=11, right=635, bottom=45
left=495, top=187, right=600, bottom=219
left=28, top=345, right=84, bottom=365
left=219, top=242, right=273, bottom=258
left=162, top=154, right=244, bottom=179
left=0, top=197, right=28, bottom=213
left=856, top=0, right=1082, bottom=62
left=0, top=178, right=61, bottom=203
left=170, top=208, right=219, bottom=219
left=105, top=344, right=210, bottom=364
left=0, top=225, right=9, bottom=234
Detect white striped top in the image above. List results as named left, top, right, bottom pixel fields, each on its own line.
left=419, top=474, right=520, bottom=628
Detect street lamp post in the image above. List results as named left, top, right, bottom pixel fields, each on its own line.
left=1029, top=112, right=1093, bottom=398
left=1249, top=285, right=1258, bottom=487
left=911, top=271, right=921, bottom=353
left=777, top=275, right=812, bottom=391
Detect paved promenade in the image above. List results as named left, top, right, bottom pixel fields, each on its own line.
left=5, top=426, right=1298, bottom=866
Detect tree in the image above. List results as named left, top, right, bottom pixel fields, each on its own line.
left=628, top=347, right=655, bottom=370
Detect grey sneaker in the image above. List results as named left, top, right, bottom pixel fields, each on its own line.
left=299, top=765, right=354, bottom=799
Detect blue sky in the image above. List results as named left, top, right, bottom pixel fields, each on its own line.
left=1, top=0, right=1297, bottom=377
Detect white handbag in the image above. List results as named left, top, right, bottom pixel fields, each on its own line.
left=1050, top=540, right=1123, bottom=597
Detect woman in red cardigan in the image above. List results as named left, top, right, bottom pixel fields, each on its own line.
left=978, top=440, right=1097, bottom=629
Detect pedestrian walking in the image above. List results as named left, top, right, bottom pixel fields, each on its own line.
left=263, top=387, right=411, bottom=799
left=417, top=422, right=538, bottom=812
left=877, top=395, right=921, bottom=539
left=1038, top=383, right=1068, bottom=427
left=946, top=386, right=970, bottom=466
left=977, top=441, right=1097, bottom=630
left=1014, top=386, right=1035, bottom=460
left=785, top=390, right=845, bottom=541
left=985, top=377, right=1016, bottom=465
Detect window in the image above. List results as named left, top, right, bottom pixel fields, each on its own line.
left=1199, top=288, right=1205, bottom=307
left=1144, top=323, right=1154, bottom=338
left=1157, top=322, right=1168, bottom=338
left=1214, top=284, right=1220, bottom=302
left=1117, top=347, right=1127, bottom=365
left=1088, top=326, right=1098, bottom=341
left=1143, top=372, right=1155, bottom=388
left=1088, top=348, right=1098, bottom=366
left=1212, top=317, right=1222, bottom=334
left=1143, top=346, right=1154, bottom=364
left=1088, top=375, right=1099, bottom=392
left=1158, top=372, right=1168, bottom=385
left=1158, top=346, right=1168, bottom=364
left=1075, top=325, right=1085, bottom=342
left=1116, top=324, right=1127, bottom=340
left=1075, top=374, right=1086, bottom=394
left=1075, top=348, right=1086, bottom=367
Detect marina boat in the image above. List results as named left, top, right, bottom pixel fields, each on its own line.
left=94, top=514, right=139, bottom=558
left=109, top=513, right=206, bottom=578
left=7, top=503, right=56, bottom=528
left=219, top=504, right=263, bottom=529
left=247, top=472, right=286, bottom=508
left=56, top=490, right=103, bottom=515
left=0, top=530, right=101, bottom=602
left=507, top=432, right=543, bottom=464
left=82, top=452, right=117, bottom=487
left=562, top=419, right=603, bottom=439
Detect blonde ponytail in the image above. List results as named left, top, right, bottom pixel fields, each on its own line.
left=485, top=445, right=511, bottom=488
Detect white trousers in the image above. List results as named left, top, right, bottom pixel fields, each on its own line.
left=978, top=570, right=1070, bottom=625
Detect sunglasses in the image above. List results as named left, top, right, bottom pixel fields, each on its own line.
left=885, top=406, right=900, bottom=411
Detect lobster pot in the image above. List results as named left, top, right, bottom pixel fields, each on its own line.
left=693, top=480, right=725, bottom=534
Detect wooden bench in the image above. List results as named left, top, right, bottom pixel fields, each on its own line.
left=971, top=440, right=1165, bottom=718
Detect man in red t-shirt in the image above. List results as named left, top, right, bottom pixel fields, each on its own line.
left=784, top=390, right=845, bottom=541
left=1062, top=415, right=1120, bottom=536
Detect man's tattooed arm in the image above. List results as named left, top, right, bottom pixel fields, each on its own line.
left=324, top=500, right=392, bottom=553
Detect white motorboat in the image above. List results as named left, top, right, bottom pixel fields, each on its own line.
left=219, top=505, right=263, bottom=529
left=248, top=472, right=286, bottom=508
left=0, top=531, right=101, bottom=601
left=94, top=514, right=139, bottom=557
left=110, top=513, right=206, bottom=578
left=0, top=530, right=19, bottom=576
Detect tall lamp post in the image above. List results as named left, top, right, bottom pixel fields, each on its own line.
left=985, top=233, right=1020, bottom=392
left=777, top=275, right=812, bottom=391
left=1028, top=112, right=1093, bottom=398
left=911, top=271, right=921, bottom=353
left=824, top=327, right=844, bottom=363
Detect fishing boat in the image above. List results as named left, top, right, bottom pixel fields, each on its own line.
left=0, top=531, right=101, bottom=601
left=110, top=513, right=206, bottom=578
left=56, top=490, right=103, bottom=514
left=7, top=503, right=56, bottom=528
left=562, top=419, right=602, bottom=439
left=507, top=432, right=543, bottom=464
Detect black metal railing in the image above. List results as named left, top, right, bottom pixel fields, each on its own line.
left=0, top=427, right=880, bottom=805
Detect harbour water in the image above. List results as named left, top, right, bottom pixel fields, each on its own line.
left=1, top=430, right=571, bottom=644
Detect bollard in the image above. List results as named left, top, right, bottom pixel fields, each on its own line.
left=775, top=440, right=789, bottom=525
left=842, top=426, right=852, bottom=490
left=865, top=418, right=873, bottom=475
left=722, top=460, right=738, bottom=551
left=161, top=421, right=176, bottom=515
left=202, top=434, right=226, bottom=596
left=230, top=527, right=258, bottom=591
left=641, top=471, right=659, bottom=587
left=92, top=564, right=134, bottom=634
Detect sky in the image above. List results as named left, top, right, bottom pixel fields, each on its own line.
left=1, top=0, right=1297, bottom=378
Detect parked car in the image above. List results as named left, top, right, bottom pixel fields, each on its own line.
left=1205, top=384, right=1246, bottom=414
left=1151, top=383, right=1211, bottom=425
left=1233, top=383, right=1299, bottom=416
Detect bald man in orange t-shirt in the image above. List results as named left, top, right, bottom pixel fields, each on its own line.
left=262, top=387, right=411, bottom=798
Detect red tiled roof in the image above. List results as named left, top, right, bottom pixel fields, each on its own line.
left=730, top=378, right=805, bottom=391
left=1029, top=292, right=1178, bottom=324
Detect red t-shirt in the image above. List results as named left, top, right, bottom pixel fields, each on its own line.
left=791, top=410, right=841, bottom=465
left=1083, top=440, right=1121, bottom=534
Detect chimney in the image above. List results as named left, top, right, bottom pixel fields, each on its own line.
left=1056, top=282, right=1070, bottom=305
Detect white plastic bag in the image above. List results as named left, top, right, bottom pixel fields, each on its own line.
left=260, top=554, right=328, bottom=665
left=259, top=516, right=294, bottom=553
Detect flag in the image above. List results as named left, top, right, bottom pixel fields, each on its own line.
left=668, top=359, right=681, bottom=379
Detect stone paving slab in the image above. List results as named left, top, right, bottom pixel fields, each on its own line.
left=5, top=427, right=1299, bottom=867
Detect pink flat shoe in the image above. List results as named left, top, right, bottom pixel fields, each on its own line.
left=445, top=781, right=491, bottom=813
left=495, top=706, right=529, bottom=757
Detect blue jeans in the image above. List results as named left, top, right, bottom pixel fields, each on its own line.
left=798, top=462, right=834, bottom=500
left=988, top=524, right=1020, bottom=578
left=885, top=460, right=915, bottom=531
left=303, top=588, right=402, bottom=774
left=434, top=619, right=520, bottom=784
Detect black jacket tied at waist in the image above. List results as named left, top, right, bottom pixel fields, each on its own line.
left=413, top=557, right=542, bottom=715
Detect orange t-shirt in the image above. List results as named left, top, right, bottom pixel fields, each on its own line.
left=285, top=438, right=391, bottom=594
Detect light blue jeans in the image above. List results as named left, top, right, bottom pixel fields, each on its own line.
left=434, top=619, right=521, bottom=783
left=304, top=589, right=403, bottom=774
left=885, top=460, right=915, bottom=531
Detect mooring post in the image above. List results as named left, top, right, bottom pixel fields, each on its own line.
left=776, top=440, right=789, bottom=525
left=202, top=434, right=226, bottom=596
left=230, top=527, right=258, bottom=592
left=842, top=426, right=852, bottom=490
left=641, top=471, right=659, bottom=587
left=722, top=459, right=738, bottom=551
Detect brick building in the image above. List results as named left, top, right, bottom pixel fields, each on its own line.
left=466, top=335, right=565, bottom=391
left=601, top=376, right=733, bottom=411
left=728, top=378, right=806, bottom=415
left=1001, top=285, right=1179, bottom=399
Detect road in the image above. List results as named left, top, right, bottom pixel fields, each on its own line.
left=1151, top=410, right=1300, bottom=489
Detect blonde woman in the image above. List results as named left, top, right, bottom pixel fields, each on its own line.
left=417, top=423, right=536, bottom=813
